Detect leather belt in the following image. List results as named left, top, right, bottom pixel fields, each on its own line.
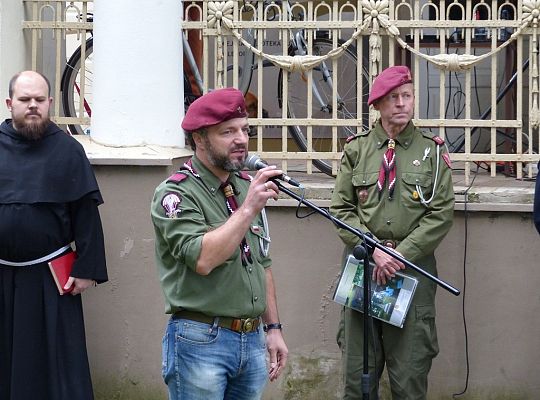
left=172, top=310, right=260, bottom=333
left=381, top=239, right=400, bottom=249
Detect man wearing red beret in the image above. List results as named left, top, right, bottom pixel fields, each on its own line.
left=151, top=88, right=288, bottom=399
left=330, top=66, right=455, bottom=399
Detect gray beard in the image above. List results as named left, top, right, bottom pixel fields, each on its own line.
left=204, top=138, right=246, bottom=172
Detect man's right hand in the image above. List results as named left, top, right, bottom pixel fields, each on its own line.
left=371, top=247, right=405, bottom=285
left=240, top=166, right=283, bottom=217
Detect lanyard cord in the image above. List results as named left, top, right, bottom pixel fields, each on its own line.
left=415, top=144, right=441, bottom=207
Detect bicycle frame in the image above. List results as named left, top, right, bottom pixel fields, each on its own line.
left=182, top=34, right=205, bottom=95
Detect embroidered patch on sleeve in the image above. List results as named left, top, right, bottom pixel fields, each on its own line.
left=161, top=192, right=182, bottom=218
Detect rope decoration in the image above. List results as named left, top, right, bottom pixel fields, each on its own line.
left=207, top=1, right=235, bottom=87
left=205, top=0, right=540, bottom=125
left=360, top=0, right=393, bottom=76
left=207, top=0, right=364, bottom=73
left=524, top=0, right=540, bottom=127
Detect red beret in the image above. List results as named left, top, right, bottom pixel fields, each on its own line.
left=367, top=66, right=413, bottom=106
left=182, top=87, right=248, bottom=131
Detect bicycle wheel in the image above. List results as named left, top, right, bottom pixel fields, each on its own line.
left=61, top=37, right=93, bottom=135
left=223, top=29, right=256, bottom=96
left=278, top=37, right=369, bottom=176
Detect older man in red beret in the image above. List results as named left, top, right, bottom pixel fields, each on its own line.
left=331, top=66, right=455, bottom=399
left=151, top=88, right=288, bottom=400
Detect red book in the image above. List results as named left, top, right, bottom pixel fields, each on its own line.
left=48, top=252, right=76, bottom=295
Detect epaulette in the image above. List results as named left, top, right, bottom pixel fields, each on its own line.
left=420, top=131, right=445, bottom=146
left=166, top=172, right=189, bottom=184
left=237, top=171, right=252, bottom=181
left=358, top=129, right=371, bottom=137
left=346, top=131, right=367, bottom=143
left=431, top=135, right=445, bottom=146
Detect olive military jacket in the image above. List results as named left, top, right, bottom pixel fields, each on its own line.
left=330, top=121, right=455, bottom=264
left=151, top=156, right=271, bottom=318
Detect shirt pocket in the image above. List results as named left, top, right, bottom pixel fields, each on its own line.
left=401, top=171, right=432, bottom=208
left=351, top=171, right=380, bottom=209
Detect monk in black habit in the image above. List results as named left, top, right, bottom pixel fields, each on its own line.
left=0, top=71, right=108, bottom=399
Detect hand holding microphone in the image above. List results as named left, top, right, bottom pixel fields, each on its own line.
left=245, top=154, right=303, bottom=188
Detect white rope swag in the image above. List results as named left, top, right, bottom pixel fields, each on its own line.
left=207, top=0, right=365, bottom=75
left=206, top=0, right=540, bottom=126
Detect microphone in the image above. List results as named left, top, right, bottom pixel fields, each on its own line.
left=244, top=154, right=302, bottom=187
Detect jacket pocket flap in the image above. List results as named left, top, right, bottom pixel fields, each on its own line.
left=352, top=172, right=379, bottom=187
left=402, top=172, right=431, bottom=187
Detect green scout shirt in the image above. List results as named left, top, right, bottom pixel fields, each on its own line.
left=330, top=121, right=455, bottom=264
left=151, top=156, right=271, bottom=318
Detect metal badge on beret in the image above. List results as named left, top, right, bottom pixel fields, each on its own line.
left=357, top=189, right=369, bottom=204
left=161, top=192, right=182, bottom=218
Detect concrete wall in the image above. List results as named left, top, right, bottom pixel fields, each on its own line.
left=85, top=163, right=540, bottom=400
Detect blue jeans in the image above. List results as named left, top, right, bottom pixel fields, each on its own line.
left=162, top=317, right=268, bottom=400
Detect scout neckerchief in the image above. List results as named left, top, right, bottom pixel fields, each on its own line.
left=377, top=138, right=397, bottom=198
left=182, top=159, right=254, bottom=265
left=220, top=180, right=253, bottom=266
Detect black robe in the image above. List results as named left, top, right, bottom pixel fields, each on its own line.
left=0, top=120, right=108, bottom=400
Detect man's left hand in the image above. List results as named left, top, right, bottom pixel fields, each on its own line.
left=65, top=277, right=96, bottom=295
left=266, top=329, right=288, bottom=381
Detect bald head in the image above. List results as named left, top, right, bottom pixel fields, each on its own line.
left=8, top=71, right=51, bottom=99
left=6, top=70, right=53, bottom=140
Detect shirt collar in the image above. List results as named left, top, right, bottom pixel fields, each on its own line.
left=190, top=155, right=236, bottom=197
left=374, top=120, right=416, bottom=150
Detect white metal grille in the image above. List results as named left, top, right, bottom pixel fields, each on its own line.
left=23, top=0, right=540, bottom=181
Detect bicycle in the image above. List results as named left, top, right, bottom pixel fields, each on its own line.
left=61, top=12, right=93, bottom=136
left=61, top=1, right=369, bottom=176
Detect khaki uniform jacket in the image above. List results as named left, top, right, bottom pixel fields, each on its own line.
left=330, top=121, right=454, bottom=264
left=151, top=156, right=271, bottom=317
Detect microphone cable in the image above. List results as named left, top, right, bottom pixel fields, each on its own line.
left=452, top=163, right=479, bottom=398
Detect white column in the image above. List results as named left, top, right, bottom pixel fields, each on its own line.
left=91, top=0, right=184, bottom=147
left=0, top=1, right=26, bottom=120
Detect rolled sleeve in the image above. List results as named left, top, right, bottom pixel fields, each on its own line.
left=151, top=184, right=211, bottom=272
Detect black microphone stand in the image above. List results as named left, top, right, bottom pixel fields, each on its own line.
left=274, top=182, right=460, bottom=295
left=273, top=181, right=460, bottom=399
left=351, top=243, right=372, bottom=400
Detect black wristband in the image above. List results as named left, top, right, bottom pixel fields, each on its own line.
left=263, top=323, right=282, bottom=332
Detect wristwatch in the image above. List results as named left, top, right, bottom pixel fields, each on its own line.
left=263, top=323, right=283, bottom=332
